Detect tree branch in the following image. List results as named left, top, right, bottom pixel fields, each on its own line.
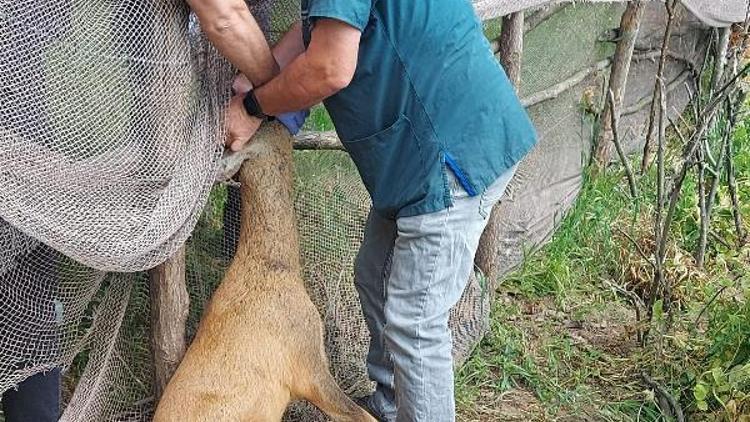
left=696, top=99, right=734, bottom=267
left=641, top=0, right=679, bottom=173
left=524, top=3, right=568, bottom=33
left=293, top=131, right=344, bottom=150
left=522, top=58, right=612, bottom=107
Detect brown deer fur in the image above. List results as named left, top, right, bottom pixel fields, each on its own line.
left=154, top=123, right=375, bottom=422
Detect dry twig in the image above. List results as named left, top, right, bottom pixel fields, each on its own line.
left=695, top=285, right=729, bottom=325
left=607, top=89, right=638, bottom=198
left=726, top=92, right=748, bottom=245
left=696, top=99, right=734, bottom=267
left=641, top=372, right=686, bottom=422
left=641, top=0, right=679, bottom=173
left=616, top=227, right=655, bottom=269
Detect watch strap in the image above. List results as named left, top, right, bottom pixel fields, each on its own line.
left=242, top=90, right=271, bottom=120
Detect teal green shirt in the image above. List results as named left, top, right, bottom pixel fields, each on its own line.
left=302, top=0, right=537, bottom=218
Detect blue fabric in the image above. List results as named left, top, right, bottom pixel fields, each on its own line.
left=302, top=0, right=537, bottom=218
left=306, top=0, right=372, bottom=32
left=0, top=239, right=61, bottom=422
left=444, top=153, right=477, bottom=197
left=2, top=369, right=61, bottom=422
left=277, top=109, right=309, bottom=136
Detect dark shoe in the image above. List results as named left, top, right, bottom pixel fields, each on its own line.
left=354, top=395, right=388, bottom=422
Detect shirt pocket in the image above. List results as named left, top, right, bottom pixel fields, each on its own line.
left=343, top=114, right=428, bottom=217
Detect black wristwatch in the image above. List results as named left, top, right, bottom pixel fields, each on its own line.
left=242, top=89, right=274, bottom=121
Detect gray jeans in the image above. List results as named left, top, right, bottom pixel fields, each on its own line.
left=354, top=165, right=517, bottom=422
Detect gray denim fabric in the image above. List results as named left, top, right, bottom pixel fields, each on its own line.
left=354, top=165, right=518, bottom=422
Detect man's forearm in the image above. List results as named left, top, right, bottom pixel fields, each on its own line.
left=254, top=55, right=335, bottom=115
left=272, top=22, right=305, bottom=70
left=255, top=19, right=361, bottom=115
left=188, top=0, right=279, bottom=86
left=256, top=22, right=316, bottom=114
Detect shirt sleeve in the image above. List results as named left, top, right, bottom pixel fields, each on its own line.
left=308, top=0, right=373, bottom=32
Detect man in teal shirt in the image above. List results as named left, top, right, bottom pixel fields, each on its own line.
left=203, top=0, right=537, bottom=420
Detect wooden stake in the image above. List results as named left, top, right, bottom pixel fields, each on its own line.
left=498, top=12, right=525, bottom=87
left=476, top=11, right=524, bottom=283
left=149, top=246, right=189, bottom=401
left=594, top=1, right=645, bottom=166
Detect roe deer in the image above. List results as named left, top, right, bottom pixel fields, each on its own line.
left=154, top=123, right=375, bottom=422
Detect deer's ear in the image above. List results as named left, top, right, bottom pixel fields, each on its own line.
left=216, top=123, right=281, bottom=182
left=216, top=149, right=245, bottom=183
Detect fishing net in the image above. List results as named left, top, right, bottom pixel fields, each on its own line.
left=0, top=0, right=745, bottom=421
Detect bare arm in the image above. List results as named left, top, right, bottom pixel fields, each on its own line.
left=223, top=19, right=361, bottom=151
left=254, top=19, right=361, bottom=115
left=273, top=22, right=305, bottom=69
left=187, top=0, right=279, bottom=87
left=232, top=21, right=306, bottom=94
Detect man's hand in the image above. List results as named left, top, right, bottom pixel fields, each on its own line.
left=232, top=73, right=309, bottom=136
left=232, top=73, right=253, bottom=96
left=226, top=94, right=262, bottom=152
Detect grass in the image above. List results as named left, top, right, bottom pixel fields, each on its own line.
left=303, top=105, right=336, bottom=132
left=454, top=106, right=750, bottom=420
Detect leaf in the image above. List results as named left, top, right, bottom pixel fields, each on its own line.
left=726, top=399, right=737, bottom=416
left=711, top=367, right=725, bottom=384
left=694, top=383, right=708, bottom=401
left=652, top=299, right=664, bottom=321
left=697, top=400, right=708, bottom=411
left=727, top=364, right=748, bottom=384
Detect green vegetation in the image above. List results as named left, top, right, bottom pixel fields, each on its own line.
left=304, top=105, right=336, bottom=132
left=455, top=105, right=750, bottom=421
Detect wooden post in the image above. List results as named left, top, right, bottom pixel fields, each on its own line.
left=475, top=11, right=524, bottom=283
left=593, top=1, right=645, bottom=166
left=149, top=246, right=189, bottom=401
left=497, top=12, right=525, bottom=87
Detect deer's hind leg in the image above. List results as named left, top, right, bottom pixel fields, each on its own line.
left=287, top=325, right=375, bottom=421
left=301, top=371, right=376, bottom=422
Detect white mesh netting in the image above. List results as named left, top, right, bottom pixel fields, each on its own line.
left=474, top=0, right=746, bottom=27
left=0, top=0, right=747, bottom=421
